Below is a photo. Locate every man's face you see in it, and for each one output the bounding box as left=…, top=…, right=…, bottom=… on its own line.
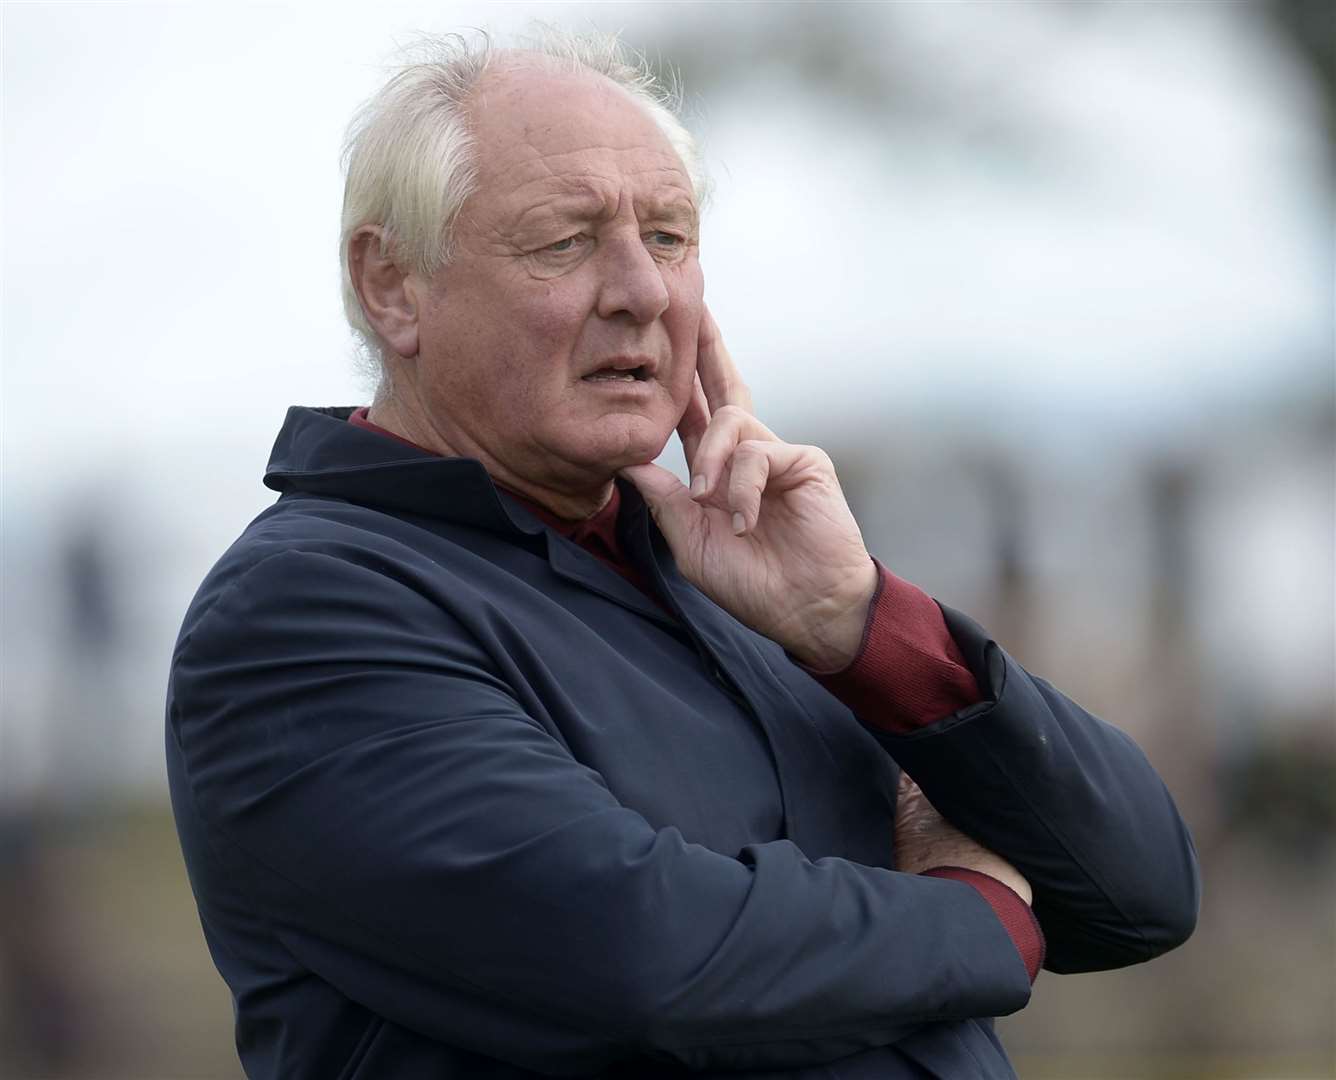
left=411, top=64, right=704, bottom=494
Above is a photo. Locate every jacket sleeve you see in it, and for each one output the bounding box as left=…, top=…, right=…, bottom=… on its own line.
left=169, top=547, right=1033, bottom=1075
left=869, top=604, right=1201, bottom=974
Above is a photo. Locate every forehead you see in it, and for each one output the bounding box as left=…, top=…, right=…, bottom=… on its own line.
left=466, top=63, right=696, bottom=222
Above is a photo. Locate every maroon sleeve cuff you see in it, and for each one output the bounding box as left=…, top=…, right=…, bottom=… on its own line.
left=809, top=562, right=983, bottom=732
left=922, top=866, right=1045, bottom=983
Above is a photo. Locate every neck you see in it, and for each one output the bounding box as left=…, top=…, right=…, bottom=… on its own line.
left=367, top=387, right=614, bottom=522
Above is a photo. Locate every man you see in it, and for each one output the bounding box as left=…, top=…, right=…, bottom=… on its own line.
left=166, top=30, right=1198, bottom=1079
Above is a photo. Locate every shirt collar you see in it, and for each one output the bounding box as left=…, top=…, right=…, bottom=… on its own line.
left=346, top=405, right=624, bottom=544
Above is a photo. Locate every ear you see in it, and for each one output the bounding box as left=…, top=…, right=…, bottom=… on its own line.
left=348, top=225, right=421, bottom=359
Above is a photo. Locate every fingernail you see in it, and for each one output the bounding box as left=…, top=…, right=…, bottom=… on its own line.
left=690, top=475, right=707, bottom=498
left=732, top=512, right=746, bottom=535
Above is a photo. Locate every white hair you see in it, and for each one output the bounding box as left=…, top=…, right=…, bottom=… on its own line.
left=339, top=27, right=707, bottom=378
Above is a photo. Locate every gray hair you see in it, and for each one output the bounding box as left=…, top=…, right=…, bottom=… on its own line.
left=339, top=27, right=707, bottom=376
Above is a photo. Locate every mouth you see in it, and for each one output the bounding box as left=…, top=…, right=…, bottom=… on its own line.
left=581, top=365, right=650, bottom=384
left=581, top=354, right=657, bottom=384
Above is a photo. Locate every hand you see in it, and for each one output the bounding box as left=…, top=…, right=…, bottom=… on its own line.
left=894, top=772, right=1032, bottom=905
left=619, top=310, right=878, bottom=670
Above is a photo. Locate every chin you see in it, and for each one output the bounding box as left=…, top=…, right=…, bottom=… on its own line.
left=571, top=414, right=674, bottom=474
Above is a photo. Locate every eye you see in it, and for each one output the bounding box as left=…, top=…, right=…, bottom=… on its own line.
left=647, top=231, right=684, bottom=248
left=545, top=234, right=587, bottom=254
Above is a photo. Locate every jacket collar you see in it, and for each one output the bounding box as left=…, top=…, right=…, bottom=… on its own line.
left=264, top=405, right=675, bottom=627
left=263, top=405, right=556, bottom=537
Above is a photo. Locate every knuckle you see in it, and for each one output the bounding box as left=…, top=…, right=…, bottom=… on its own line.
left=805, top=446, right=834, bottom=471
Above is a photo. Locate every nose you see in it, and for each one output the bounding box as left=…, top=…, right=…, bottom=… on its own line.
left=596, top=235, right=671, bottom=324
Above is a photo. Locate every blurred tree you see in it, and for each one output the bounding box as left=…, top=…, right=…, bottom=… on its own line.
left=643, top=1, right=1334, bottom=182
left=1265, top=0, right=1336, bottom=173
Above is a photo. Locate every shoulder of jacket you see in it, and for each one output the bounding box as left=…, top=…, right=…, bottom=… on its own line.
left=180, top=501, right=473, bottom=642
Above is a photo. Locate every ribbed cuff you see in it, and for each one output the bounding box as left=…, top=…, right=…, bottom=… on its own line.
left=921, top=866, right=1044, bottom=982
left=810, top=562, right=983, bottom=732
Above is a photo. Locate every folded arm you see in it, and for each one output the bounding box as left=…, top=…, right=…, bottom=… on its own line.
left=807, top=560, right=1199, bottom=970
left=862, top=601, right=1201, bottom=972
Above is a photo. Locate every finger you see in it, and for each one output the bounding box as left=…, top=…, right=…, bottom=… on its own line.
left=676, top=376, right=711, bottom=470
left=618, top=463, right=705, bottom=554
left=689, top=404, right=775, bottom=500
left=726, top=439, right=819, bottom=534
left=896, top=771, right=926, bottom=813
left=726, top=440, right=772, bottom=535
left=696, top=307, right=753, bottom=416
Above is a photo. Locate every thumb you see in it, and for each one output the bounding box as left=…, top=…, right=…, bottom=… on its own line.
left=619, top=463, right=701, bottom=547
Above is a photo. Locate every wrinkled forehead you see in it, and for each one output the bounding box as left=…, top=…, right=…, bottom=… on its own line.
left=466, top=59, right=695, bottom=206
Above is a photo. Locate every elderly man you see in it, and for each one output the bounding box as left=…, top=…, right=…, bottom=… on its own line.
left=166, top=31, right=1198, bottom=1080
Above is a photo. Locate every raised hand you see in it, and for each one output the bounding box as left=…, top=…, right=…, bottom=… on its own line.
left=620, top=310, right=878, bottom=671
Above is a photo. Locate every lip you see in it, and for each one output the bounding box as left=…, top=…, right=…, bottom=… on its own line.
left=580, top=354, right=659, bottom=381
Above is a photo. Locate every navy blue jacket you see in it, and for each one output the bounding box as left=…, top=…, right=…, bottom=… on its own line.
left=166, top=406, right=1199, bottom=1079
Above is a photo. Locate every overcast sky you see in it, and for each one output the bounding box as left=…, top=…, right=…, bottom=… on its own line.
left=4, top=1, right=1331, bottom=497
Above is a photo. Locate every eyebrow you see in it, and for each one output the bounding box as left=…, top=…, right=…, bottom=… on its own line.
left=508, top=184, right=698, bottom=235
left=507, top=190, right=608, bottom=235
left=643, top=196, right=699, bottom=230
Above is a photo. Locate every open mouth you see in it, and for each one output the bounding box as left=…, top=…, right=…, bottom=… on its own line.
left=582, top=365, right=649, bottom=383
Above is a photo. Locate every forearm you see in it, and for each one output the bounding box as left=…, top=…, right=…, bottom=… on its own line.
left=863, top=605, right=1200, bottom=972
left=792, top=565, right=1043, bottom=980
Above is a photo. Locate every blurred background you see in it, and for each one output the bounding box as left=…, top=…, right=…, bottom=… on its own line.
left=2, top=1, right=1332, bottom=1077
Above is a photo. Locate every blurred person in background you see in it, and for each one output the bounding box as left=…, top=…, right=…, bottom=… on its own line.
left=165, top=28, right=1198, bottom=1079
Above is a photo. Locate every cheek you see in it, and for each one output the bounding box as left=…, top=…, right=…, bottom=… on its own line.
left=669, top=256, right=705, bottom=311
left=666, top=262, right=704, bottom=336
left=667, top=351, right=698, bottom=402
left=521, top=279, right=595, bottom=345
left=665, top=265, right=705, bottom=384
